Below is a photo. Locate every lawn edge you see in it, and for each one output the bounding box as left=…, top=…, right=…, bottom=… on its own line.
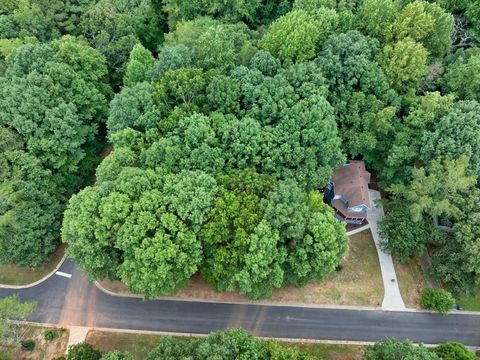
left=0, top=254, right=67, bottom=289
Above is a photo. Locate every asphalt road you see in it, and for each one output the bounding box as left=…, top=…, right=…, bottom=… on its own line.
left=1, top=259, right=479, bottom=345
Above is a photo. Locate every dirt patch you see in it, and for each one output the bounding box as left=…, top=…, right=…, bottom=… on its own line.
left=0, top=244, right=66, bottom=286
left=101, top=230, right=384, bottom=307
left=0, top=326, right=69, bottom=360
left=394, top=257, right=427, bottom=309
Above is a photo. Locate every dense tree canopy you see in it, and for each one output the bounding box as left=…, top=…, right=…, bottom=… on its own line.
left=0, top=36, right=109, bottom=267
left=2, top=0, right=479, bottom=304
left=442, top=48, right=480, bottom=101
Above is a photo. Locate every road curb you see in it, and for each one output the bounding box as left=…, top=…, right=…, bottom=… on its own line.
left=94, top=281, right=383, bottom=311
left=95, top=281, right=480, bottom=315
left=0, top=254, right=67, bottom=289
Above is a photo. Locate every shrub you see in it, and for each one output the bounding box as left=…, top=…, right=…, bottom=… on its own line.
left=420, top=288, right=456, bottom=314
left=364, top=338, right=439, bottom=359
left=434, top=342, right=479, bottom=359
left=44, top=330, right=56, bottom=341
left=21, top=340, right=35, bottom=351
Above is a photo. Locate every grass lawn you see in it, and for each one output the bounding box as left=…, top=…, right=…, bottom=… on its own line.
left=458, top=289, right=480, bottom=311
left=0, top=244, right=66, bottom=286
left=86, top=330, right=366, bottom=360
left=0, top=325, right=68, bottom=360
left=101, top=230, right=384, bottom=307
left=86, top=330, right=164, bottom=359
left=394, top=258, right=427, bottom=309
left=286, top=342, right=366, bottom=360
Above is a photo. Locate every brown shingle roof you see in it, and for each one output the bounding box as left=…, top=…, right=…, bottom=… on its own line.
left=332, top=160, right=371, bottom=209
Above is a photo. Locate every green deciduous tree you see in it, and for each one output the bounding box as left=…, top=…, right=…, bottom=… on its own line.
left=442, top=49, right=480, bottom=102
left=123, top=43, right=154, bottom=86
left=153, top=67, right=207, bottom=115
left=389, top=156, right=477, bottom=222
left=259, top=10, right=322, bottom=63
left=283, top=193, right=348, bottom=287
left=382, top=92, right=454, bottom=186
left=200, top=170, right=283, bottom=299
left=379, top=204, right=435, bottom=262
left=359, top=0, right=399, bottom=42
left=0, top=148, right=64, bottom=267
left=149, top=45, right=196, bottom=81
left=422, top=1, right=454, bottom=57
left=165, top=19, right=256, bottom=72
left=218, top=116, right=263, bottom=168
left=317, top=31, right=398, bottom=160
left=430, top=189, right=480, bottom=294
left=111, top=0, right=164, bottom=52
left=62, top=186, right=121, bottom=280
left=392, top=1, right=435, bottom=43
left=377, top=38, right=429, bottom=94
left=108, top=82, right=160, bottom=137
left=261, top=179, right=310, bottom=241
left=163, top=0, right=262, bottom=28
left=261, top=95, right=344, bottom=190
left=0, top=38, right=108, bottom=173
left=142, top=113, right=225, bottom=174
left=63, top=167, right=216, bottom=298
left=421, top=101, right=480, bottom=176
left=117, top=200, right=203, bottom=298
left=79, top=0, right=139, bottom=85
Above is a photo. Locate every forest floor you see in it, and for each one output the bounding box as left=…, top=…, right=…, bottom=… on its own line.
left=86, top=329, right=366, bottom=360
left=0, top=244, right=66, bottom=286
left=101, top=231, right=385, bottom=307
left=0, top=325, right=69, bottom=360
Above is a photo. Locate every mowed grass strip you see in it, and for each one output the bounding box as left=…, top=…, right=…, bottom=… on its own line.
left=394, top=258, right=427, bottom=309
left=86, top=330, right=366, bottom=360
left=267, top=230, right=383, bottom=306
left=86, top=330, right=166, bottom=360
left=0, top=244, right=66, bottom=285
left=101, top=230, right=384, bottom=307
left=285, top=342, right=366, bottom=360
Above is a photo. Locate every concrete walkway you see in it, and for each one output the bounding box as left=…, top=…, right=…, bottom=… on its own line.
left=66, top=326, right=90, bottom=353
left=367, top=189, right=406, bottom=311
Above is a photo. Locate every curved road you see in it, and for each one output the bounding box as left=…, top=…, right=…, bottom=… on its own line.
left=1, top=260, right=479, bottom=346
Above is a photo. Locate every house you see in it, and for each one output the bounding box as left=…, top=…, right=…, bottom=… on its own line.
left=324, top=160, right=371, bottom=224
